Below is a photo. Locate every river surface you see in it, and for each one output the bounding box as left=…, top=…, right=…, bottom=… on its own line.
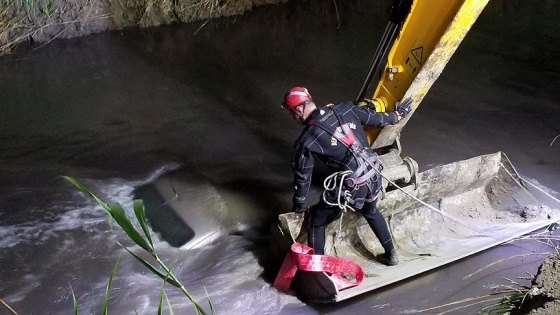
left=1, top=1, right=559, bottom=314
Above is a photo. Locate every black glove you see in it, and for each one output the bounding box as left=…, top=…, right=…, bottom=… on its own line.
left=396, top=97, right=413, bottom=119
left=292, top=203, right=309, bottom=213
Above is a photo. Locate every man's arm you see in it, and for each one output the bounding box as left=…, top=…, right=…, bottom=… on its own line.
left=351, top=98, right=413, bottom=126
left=291, top=141, right=314, bottom=212
left=351, top=104, right=399, bottom=127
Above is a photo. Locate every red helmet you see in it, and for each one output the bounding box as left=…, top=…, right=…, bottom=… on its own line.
left=282, top=87, right=312, bottom=110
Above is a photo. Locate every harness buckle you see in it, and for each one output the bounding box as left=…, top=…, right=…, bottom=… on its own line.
left=351, top=142, right=364, bottom=154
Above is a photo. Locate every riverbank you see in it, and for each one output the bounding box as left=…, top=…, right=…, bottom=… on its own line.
left=0, top=0, right=286, bottom=55
left=512, top=253, right=560, bottom=315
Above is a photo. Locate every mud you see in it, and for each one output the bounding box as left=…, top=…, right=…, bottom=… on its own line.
left=512, top=254, right=560, bottom=315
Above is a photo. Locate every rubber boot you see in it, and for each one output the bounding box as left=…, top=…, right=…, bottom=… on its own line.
left=377, top=249, right=399, bottom=266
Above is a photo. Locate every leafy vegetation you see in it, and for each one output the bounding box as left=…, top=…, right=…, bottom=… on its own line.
left=480, top=290, right=529, bottom=315
left=63, top=176, right=215, bottom=315
left=1, top=176, right=216, bottom=314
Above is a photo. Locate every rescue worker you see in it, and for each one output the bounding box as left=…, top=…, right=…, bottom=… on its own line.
left=282, top=86, right=412, bottom=266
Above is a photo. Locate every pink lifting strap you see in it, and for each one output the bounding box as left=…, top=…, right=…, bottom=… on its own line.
left=273, top=242, right=364, bottom=291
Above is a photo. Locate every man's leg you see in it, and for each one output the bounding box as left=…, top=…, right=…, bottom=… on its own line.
left=307, top=202, right=342, bottom=255
left=361, top=200, right=399, bottom=265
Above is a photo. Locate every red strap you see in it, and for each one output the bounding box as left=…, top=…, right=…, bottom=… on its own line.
left=273, top=243, right=364, bottom=291
left=333, top=123, right=357, bottom=146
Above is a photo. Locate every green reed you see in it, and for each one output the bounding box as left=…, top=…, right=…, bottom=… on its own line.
left=63, top=176, right=215, bottom=315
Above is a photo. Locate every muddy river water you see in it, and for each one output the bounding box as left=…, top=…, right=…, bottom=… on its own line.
left=1, top=1, right=559, bottom=314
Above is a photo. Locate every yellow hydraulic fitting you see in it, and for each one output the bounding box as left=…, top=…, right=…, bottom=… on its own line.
left=387, top=65, right=404, bottom=73
left=371, top=97, right=387, bottom=112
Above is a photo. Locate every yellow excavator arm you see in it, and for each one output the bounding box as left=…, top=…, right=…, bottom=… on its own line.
left=360, top=0, right=489, bottom=148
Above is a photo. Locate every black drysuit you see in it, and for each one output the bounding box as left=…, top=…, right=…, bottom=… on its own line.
left=291, top=101, right=400, bottom=255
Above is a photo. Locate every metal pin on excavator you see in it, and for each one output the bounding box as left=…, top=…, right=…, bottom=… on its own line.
left=271, top=0, right=560, bottom=302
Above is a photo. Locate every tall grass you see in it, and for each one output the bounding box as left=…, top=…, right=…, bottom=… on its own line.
left=63, top=176, right=215, bottom=315
left=0, top=0, right=54, bottom=55
left=0, top=0, right=285, bottom=55
left=0, top=298, right=18, bottom=315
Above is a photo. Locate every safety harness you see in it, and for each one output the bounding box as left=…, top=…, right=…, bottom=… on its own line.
left=313, top=108, right=382, bottom=211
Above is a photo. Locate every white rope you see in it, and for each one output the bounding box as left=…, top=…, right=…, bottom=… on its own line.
left=322, top=170, right=355, bottom=212
left=500, top=165, right=560, bottom=230
left=520, top=175, right=560, bottom=206
left=330, top=211, right=344, bottom=256
left=550, top=135, right=559, bottom=147
left=371, top=167, right=486, bottom=234
left=322, top=160, right=485, bottom=234
left=497, top=162, right=560, bottom=207
left=322, top=170, right=353, bottom=256
left=322, top=158, right=560, bottom=255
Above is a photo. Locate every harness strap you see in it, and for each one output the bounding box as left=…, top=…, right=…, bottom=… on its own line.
left=347, top=168, right=376, bottom=187
left=313, top=108, right=380, bottom=187
left=347, top=154, right=380, bottom=186
left=352, top=156, right=369, bottom=177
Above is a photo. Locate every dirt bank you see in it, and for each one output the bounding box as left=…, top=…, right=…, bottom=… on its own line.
left=0, top=0, right=286, bottom=54
left=512, top=254, right=560, bottom=315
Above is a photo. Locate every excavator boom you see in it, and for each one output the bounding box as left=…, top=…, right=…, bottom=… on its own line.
left=368, top=0, right=487, bottom=148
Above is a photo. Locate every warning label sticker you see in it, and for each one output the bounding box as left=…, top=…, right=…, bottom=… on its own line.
left=411, top=46, right=423, bottom=63
left=405, top=46, right=424, bottom=74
